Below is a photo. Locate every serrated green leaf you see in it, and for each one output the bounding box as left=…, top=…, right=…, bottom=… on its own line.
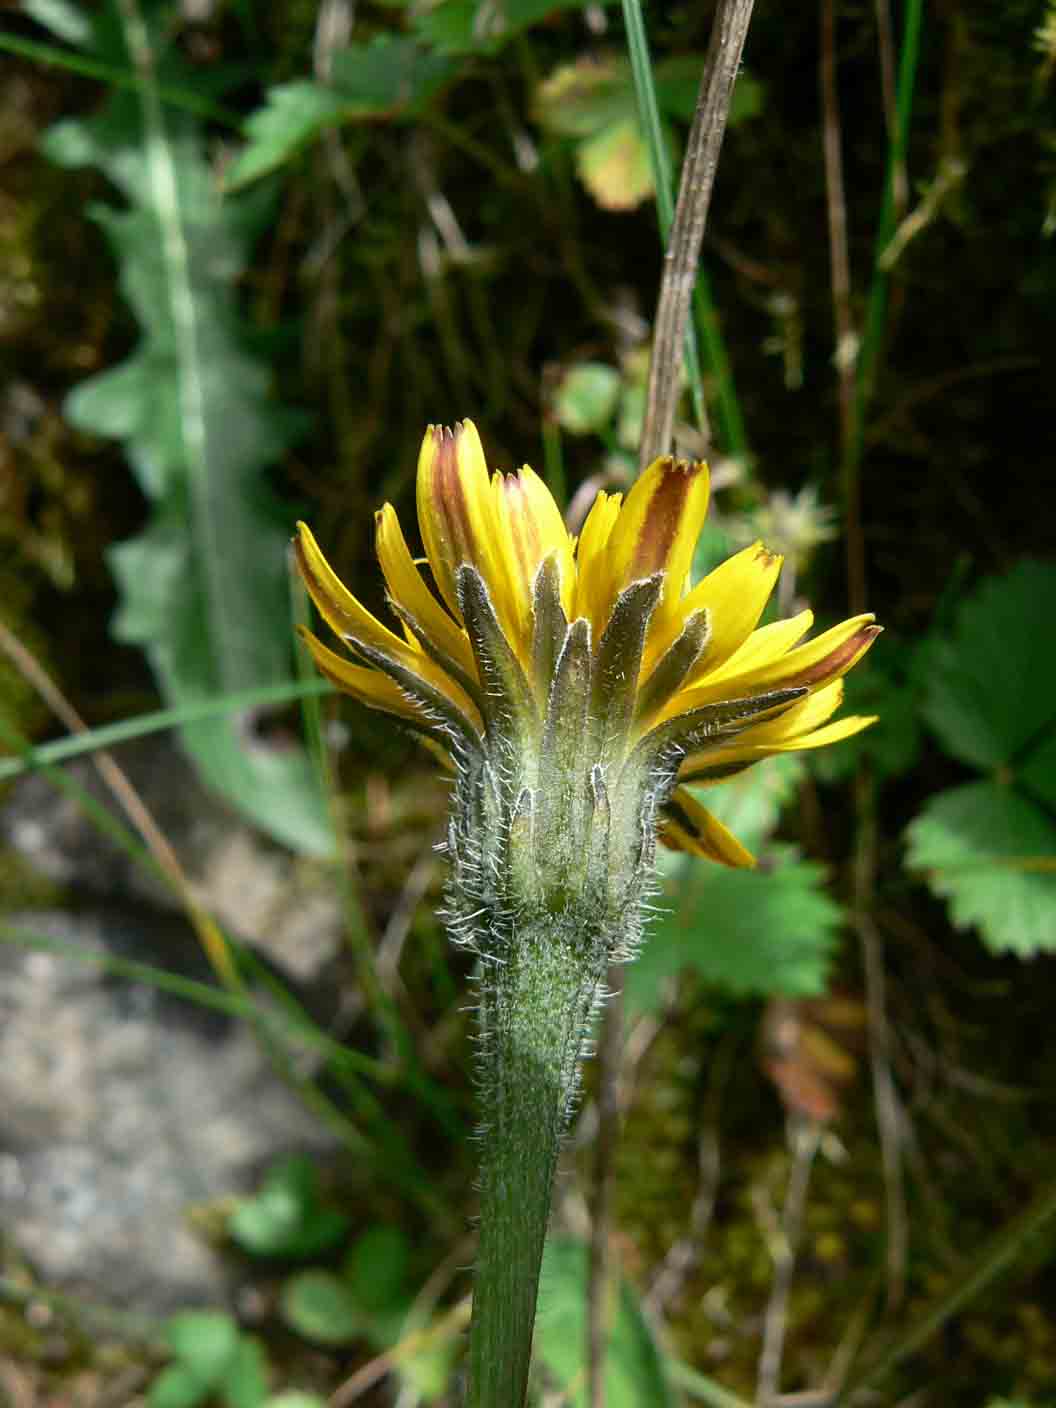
left=228, top=39, right=454, bottom=190
left=281, top=1271, right=365, bottom=1346
left=46, top=89, right=330, bottom=854
left=922, top=560, right=1056, bottom=771
left=905, top=781, right=1056, bottom=956
left=264, top=1397, right=327, bottom=1408
left=163, top=1312, right=240, bottom=1385
left=629, top=848, right=842, bottom=1010
left=533, top=1239, right=675, bottom=1407
left=226, top=83, right=350, bottom=189
left=555, top=363, right=622, bottom=434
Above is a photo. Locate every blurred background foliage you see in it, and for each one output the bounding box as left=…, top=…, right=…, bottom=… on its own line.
left=1, top=0, right=1056, bottom=1403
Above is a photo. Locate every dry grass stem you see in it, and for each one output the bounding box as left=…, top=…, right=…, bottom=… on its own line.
left=639, top=0, right=757, bottom=467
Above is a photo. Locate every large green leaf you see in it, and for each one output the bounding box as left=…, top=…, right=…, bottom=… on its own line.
left=921, top=559, right=1056, bottom=772
left=629, top=845, right=843, bottom=1011
left=41, top=23, right=331, bottom=854
left=533, top=1239, right=675, bottom=1407
left=905, top=780, right=1056, bottom=956
left=625, top=758, right=841, bottom=1009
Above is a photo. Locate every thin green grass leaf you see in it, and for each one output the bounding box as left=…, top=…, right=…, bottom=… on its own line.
left=664, top=1359, right=753, bottom=1408
left=620, top=0, right=704, bottom=432
left=0, top=923, right=389, bottom=1084
left=620, top=0, right=747, bottom=453
left=0, top=679, right=331, bottom=782
left=0, top=921, right=454, bottom=1216
left=0, top=31, right=241, bottom=126
left=850, top=0, right=924, bottom=452
left=287, top=577, right=409, bottom=1067
left=0, top=716, right=165, bottom=885
left=847, top=1176, right=1056, bottom=1396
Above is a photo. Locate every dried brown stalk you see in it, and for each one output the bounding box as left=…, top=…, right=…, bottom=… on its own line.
left=639, top=0, right=757, bottom=467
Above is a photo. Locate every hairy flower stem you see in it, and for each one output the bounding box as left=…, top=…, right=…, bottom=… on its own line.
left=467, top=920, right=605, bottom=1407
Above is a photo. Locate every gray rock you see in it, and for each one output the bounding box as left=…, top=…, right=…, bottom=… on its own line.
left=0, top=906, right=339, bottom=1312
left=1, top=736, right=343, bottom=980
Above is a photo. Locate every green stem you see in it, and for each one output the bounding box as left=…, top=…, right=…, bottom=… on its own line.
left=467, top=922, right=602, bottom=1406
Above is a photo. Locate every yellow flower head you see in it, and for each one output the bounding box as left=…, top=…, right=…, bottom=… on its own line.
left=295, top=420, right=878, bottom=883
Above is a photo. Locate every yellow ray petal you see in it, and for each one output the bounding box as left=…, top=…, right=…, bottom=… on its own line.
left=295, top=521, right=412, bottom=659
left=295, top=522, right=477, bottom=722
left=374, top=503, right=476, bottom=676
left=660, top=612, right=877, bottom=724
left=296, top=627, right=430, bottom=725
left=678, top=701, right=876, bottom=776
left=676, top=681, right=846, bottom=777
left=650, top=609, right=815, bottom=727
left=573, top=489, right=622, bottom=631
left=642, top=540, right=782, bottom=680
left=752, top=678, right=847, bottom=742
left=606, top=456, right=710, bottom=633
left=415, top=420, right=512, bottom=629
left=492, top=463, right=576, bottom=643
left=721, top=615, right=880, bottom=695
left=707, top=609, right=815, bottom=682
left=659, top=787, right=756, bottom=868
left=755, top=713, right=877, bottom=752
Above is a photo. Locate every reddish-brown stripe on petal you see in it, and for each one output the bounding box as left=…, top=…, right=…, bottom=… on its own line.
left=631, top=457, right=694, bottom=576
left=780, top=624, right=882, bottom=690
left=433, top=424, right=473, bottom=564
left=500, top=473, right=540, bottom=583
